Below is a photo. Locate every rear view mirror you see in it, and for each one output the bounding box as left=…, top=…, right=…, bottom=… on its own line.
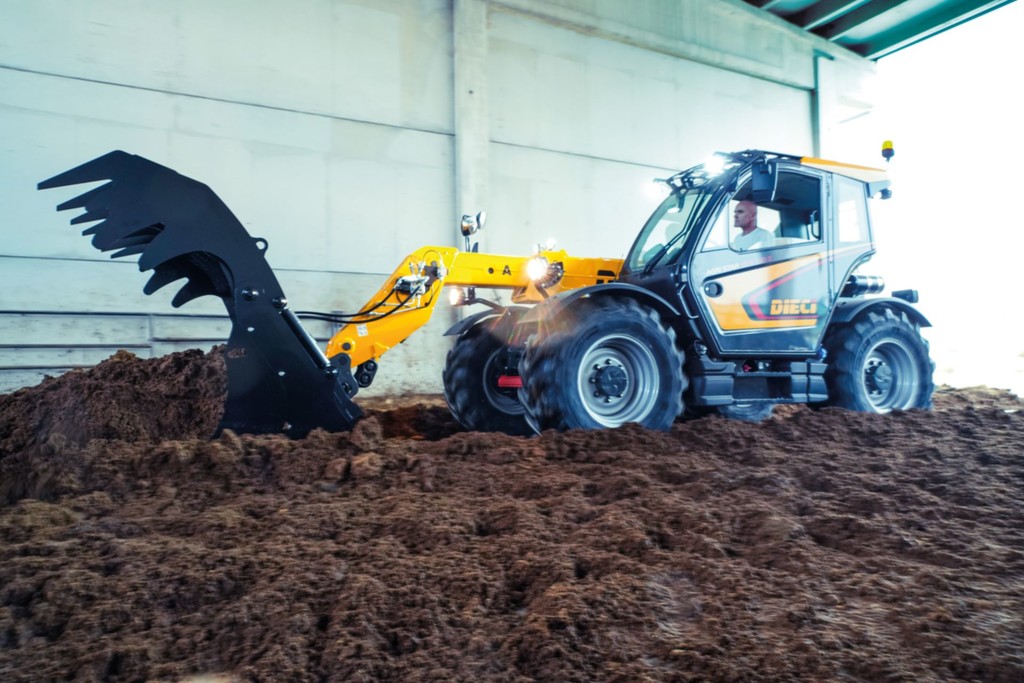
left=460, top=210, right=486, bottom=236
left=751, top=158, right=777, bottom=204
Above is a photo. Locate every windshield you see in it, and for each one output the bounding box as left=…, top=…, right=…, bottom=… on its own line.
left=625, top=185, right=717, bottom=272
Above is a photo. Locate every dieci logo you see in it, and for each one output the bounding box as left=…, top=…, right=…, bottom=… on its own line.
left=770, top=299, right=817, bottom=316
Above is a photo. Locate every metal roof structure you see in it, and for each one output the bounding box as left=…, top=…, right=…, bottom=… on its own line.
left=741, top=0, right=1016, bottom=59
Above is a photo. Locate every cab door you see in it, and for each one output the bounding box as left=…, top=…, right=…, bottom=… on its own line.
left=688, top=169, right=832, bottom=356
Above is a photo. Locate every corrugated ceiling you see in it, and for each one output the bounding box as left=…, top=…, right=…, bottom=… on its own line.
left=741, top=0, right=1016, bottom=59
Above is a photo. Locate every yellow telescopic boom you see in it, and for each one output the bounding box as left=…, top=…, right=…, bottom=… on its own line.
left=325, top=247, right=623, bottom=367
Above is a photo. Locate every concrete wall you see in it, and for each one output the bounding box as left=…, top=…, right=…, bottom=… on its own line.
left=0, top=0, right=878, bottom=396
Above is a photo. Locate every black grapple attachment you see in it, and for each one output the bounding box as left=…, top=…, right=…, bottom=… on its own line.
left=39, top=151, right=363, bottom=437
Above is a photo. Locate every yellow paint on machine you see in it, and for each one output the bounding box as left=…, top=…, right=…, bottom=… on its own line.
left=705, top=253, right=825, bottom=331
left=800, top=157, right=889, bottom=185
left=324, top=246, right=622, bottom=366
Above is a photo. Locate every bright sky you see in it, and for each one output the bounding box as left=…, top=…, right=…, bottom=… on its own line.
left=866, top=1, right=1024, bottom=395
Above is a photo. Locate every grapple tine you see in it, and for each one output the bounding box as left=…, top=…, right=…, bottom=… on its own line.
left=70, top=209, right=109, bottom=225
left=170, top=279, right=213, bottom=308
left=144, top=265, right=187, bottom=295
left=38, top=150, right=137, bottom=190
left=110, top=245, right=148, bottom=259
left=112, top=230, right=159, bottom=250
left=57, top=183, right=112, bottom=211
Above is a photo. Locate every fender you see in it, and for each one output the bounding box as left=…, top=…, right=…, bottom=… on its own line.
left=830, top=297, right=932, bottom=328
left=443, top=305, right=531, bottom=337
left=519, top=282, right=682, bottom=324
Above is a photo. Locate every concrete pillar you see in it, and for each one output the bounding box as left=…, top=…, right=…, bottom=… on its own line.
left=811, top=51, right=836, bottom=158
left=453, top=0, right=490, bottom=243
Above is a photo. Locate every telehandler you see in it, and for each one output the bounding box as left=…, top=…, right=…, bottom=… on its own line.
left=39, top=149, right=934, bottom=437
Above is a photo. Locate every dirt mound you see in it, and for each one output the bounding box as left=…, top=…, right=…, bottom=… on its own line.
left=0, top=348, right=226, bottom=449
left=1, top=350, right=1023, bottom=682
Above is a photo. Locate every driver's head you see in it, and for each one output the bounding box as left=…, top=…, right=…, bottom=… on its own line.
left=734, top=200, right=757, bottom=233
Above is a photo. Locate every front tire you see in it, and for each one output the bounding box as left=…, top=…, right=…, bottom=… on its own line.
left=518, top=298, right=686, bottom=432
left=823, top=306, right=934, bottom=412
left=442, top=310, right=532, bottom=435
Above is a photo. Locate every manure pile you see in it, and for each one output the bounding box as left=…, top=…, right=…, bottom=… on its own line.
left=1, top=349, right=1023, bottom=682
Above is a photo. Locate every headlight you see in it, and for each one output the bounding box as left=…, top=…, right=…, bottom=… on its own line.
left=526, top=256, right=549, bottom=282
left=449, top=286, right=476, bottom=306
left=526, top=257, right=564, bottom=289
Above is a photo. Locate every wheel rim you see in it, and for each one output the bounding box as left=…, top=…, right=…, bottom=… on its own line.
left=862, top=338, right=919, bottom=411
left=483, top=349, right=524, bottom=416
left=576, top=333, right=659, bottom=427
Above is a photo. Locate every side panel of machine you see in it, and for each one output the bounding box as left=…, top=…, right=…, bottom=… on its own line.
left=687, top=167, right=874, bottom=356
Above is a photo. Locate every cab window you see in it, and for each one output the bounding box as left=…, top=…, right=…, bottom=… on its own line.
left=836, top=176, right=870, bottom=244
left=702, top=170, right=822, bottom=253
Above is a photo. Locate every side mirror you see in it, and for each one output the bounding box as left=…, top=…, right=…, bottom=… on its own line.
left=460, top=210, right=486, bottom=237
left=751, top=158, right=777, bottom=204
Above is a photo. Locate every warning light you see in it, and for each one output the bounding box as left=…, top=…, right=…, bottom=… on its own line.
left=881, top=140, right=895, bottom=162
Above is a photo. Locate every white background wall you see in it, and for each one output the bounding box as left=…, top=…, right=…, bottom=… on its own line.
left=0, top=0, right=876, bottom=395
left=833, top=1, right=1024, bottom=397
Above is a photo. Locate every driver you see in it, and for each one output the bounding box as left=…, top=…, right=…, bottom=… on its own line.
left=732, top=200, right=774, bottom=251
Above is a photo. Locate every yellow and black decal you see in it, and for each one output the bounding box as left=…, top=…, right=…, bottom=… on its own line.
left=705, top=253, right=826, bottom=331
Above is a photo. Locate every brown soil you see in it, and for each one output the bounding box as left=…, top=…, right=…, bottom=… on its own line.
left=1, top=348, right=1022, bottom=682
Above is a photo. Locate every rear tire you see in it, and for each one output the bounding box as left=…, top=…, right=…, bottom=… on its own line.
left=518, top=298, right=686, bottom=432
left=823, top=306, right=934, bottom=412
left=443, top=310, right=532, bottom=435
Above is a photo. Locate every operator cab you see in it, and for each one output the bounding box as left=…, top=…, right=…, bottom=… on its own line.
left=620, top=151, right=881, bottom=357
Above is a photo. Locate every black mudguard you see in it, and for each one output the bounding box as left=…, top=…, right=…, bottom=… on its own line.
left=443, top=305, right=531, bottom=337
left=39, top=150, right=363, bottom=437
left=830, top=297, right=932, bottom=328
left=518, top=282, right=682, bottom=325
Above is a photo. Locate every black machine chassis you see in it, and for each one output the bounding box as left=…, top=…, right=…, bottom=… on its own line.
left=507, top=287, right=929, bottom=417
